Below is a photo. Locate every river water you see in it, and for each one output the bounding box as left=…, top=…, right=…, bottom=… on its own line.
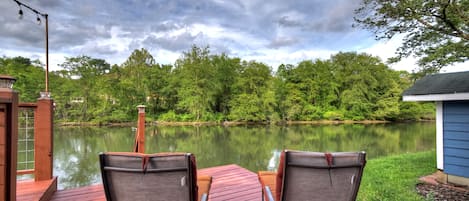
left=48, top=122, right=435, bottom=189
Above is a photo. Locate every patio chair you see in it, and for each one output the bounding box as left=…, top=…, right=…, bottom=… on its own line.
left=258, top=150, right=366, bottom=201
left=99, top=152, right=211, bottom=201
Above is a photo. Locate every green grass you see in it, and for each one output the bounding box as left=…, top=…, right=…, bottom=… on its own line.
left=357, top=151, right=437, bottom=201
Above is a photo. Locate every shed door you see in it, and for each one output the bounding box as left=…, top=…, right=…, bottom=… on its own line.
left=443, top=101, right=469, bottom=178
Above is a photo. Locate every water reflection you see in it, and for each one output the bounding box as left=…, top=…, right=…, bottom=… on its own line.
left=267, top=150, right=281, bottom=171
left=53, top=122, right=435, bottom=189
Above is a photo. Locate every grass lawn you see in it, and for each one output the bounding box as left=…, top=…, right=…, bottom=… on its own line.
left=357, top=150, right=436, bottom=201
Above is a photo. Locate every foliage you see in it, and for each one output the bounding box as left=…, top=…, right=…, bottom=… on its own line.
left=1, top=47, right=436, bottom=123
left=229, top=61, right=274, bottom=121
left=354, top=0, right=469, bottom=71
left=57, top=56, right=111, bottom=122
left=0, top=56, right=44, bottom=102
left=174, top=46, right=217, bottom=121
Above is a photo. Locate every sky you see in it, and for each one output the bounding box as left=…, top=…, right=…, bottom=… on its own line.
left=0, top=0, right=467, bottom=73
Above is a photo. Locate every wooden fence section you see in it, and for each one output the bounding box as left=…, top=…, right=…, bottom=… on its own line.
left=45, top=164, right=261, bottom=201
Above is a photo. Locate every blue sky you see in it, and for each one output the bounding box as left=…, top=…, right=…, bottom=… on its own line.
left=0, top=0, right=466, bottom=73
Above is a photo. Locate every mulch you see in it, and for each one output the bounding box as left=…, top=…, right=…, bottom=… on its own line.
left=416, top=183, right=469, bottom=201
left=416, top=172, right=469, bottom=201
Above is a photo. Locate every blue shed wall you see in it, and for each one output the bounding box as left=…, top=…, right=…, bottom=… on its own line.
left=443, top=101, right=469, bottom=178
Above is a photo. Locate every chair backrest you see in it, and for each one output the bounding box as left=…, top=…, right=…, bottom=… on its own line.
left=278, top=150, right=366, bottom=201
left=99, top=152, right=198, bottom=201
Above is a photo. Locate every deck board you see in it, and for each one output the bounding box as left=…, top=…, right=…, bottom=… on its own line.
left=198, top=164, right=261, bottom=201
left=17, top=177, right=57, bottom=201
left=47, top=164, right=261, bottom=201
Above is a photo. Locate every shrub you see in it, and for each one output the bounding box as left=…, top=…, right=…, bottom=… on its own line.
left=159, top=110, right=178, bottom=121
left=323, top=110, right=345, bottom=120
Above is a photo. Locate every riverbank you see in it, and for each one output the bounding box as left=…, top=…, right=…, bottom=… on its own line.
left=56, top=119, right=423, bottom=127
left=358, top=151, right=437, bottom=200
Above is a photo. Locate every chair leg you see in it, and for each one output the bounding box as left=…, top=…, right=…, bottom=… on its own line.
left=265, top=186, right=275, bottom=201
left=200, top=193, right=208, bottom=201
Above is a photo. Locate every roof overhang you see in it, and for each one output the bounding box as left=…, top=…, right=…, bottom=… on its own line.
left=403, top=92, right=469, bottom=102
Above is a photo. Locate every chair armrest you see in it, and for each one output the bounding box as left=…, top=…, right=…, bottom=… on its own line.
left=198, top=175, right=212, bottom=201
left=265, top=186, right=275, bottom=201
left=200, top=193, right=208, bottom=201
left=258, top=171, right=277, bottom=201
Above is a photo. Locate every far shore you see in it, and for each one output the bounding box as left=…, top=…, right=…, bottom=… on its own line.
left=56, top=119, right=434, bottom=127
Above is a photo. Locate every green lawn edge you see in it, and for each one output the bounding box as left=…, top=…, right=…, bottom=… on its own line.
left=357, top=150, right=436, bottom=201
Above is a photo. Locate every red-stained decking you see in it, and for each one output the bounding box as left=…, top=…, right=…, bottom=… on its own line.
left=18, top=164, right=262, bottom=201
left=50, top=185, right=105, bottom=201
left=17, top=177, right=57, bottom=201
left=198, top=164, right=261, bottom=201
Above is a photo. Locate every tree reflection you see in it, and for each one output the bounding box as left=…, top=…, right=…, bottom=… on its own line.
left=53, top=122, right=435, bottom=189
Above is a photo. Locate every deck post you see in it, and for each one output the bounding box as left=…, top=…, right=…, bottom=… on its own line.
left=34, top=92, right=54, bottom=181
left=0, top=75, right=18, bottom=201
left=136, top=105, right=146, bottom=153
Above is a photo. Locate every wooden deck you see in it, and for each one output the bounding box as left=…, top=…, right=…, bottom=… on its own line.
left=18, top=164, right=261, bottom=201
left=17, top=177, right=57, bottom=201
left=198, top=164, right=261, bottom=201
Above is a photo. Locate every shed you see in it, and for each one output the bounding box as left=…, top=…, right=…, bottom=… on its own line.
left=403, top=71, right=469, bottom=186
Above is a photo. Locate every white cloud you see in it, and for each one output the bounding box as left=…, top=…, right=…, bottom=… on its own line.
left=1, top=0, right=466, bottom=74
left=240, top=48, right=336, bottom=71
left=361, top=35, right=468, bottom=73
left=0, top=48, right=69, bottom=71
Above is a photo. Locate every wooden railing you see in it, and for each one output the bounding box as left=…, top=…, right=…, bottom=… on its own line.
left=17, top=103, right=37, bottom=177
left=16, top=98, right=54, bottom=181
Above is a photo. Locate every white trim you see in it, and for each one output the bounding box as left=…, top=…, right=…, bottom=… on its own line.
left=436, top=102, right=444, bottom=170
left=403, top=93, right=469, bottom=102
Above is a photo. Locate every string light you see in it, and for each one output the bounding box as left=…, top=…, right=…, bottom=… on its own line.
left=18, top=9, right=23, bottom=19
left=36, top=15, right=41, bottom=25
left=13, top=0, right=50, bottom=93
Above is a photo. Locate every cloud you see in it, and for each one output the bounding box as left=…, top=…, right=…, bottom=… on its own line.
left=361, top=35, right=469, bottom=73
left=278, top=16, right=303, bottom=28
left=267, top=37, right=299, bottom=49
left=2, top=0, right=465, bottom=74
left=143, top=31, right=200, bottom=52
left=151, top=21, right=186, bottom=32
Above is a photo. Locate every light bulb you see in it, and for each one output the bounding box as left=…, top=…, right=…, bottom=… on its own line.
left=18, top=9, right=23, bottom=19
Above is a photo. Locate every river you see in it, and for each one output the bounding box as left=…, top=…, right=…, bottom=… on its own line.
left=45, top=122, right=435, bottom=189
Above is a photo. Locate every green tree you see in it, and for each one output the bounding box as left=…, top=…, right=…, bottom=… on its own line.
left=148, top=63, right=174, bottom=115
left=273, top=64, right=294, bottom=120
left=58, top=56, right=111, bottom=121
left=174, top=46, right=217, bottom=121
left=354, top=0, right=469, bottom=71
left=0, top=56, right=45, bottom=102
left=332, top=52, right=391, bottom=120
left=229, top=61, right=274, bottom=121
left=211, top=54, right=241, bottom=116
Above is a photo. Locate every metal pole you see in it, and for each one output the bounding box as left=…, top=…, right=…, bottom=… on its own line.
left=45, top=14, right=49, bottom=93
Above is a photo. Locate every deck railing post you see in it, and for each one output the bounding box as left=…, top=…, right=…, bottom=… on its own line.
left=34, top=92, right=53, bottom=181
left=0, top=75, right=18, bottom=201
left=136, top=105, right=146, bottom=153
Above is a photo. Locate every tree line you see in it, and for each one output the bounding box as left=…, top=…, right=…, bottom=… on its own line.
left=0, top=46, right=434, bottom=124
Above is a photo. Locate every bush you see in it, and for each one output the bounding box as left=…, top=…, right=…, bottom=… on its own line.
left=159, top=110, right=178, bottom=121
left=179, top=113, right=195, bottom=122
left=323, top=110, right=344, bottom=120
left=301, top=105, right=322, bottom=120
left=200, top=112, right=225, bottom=122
